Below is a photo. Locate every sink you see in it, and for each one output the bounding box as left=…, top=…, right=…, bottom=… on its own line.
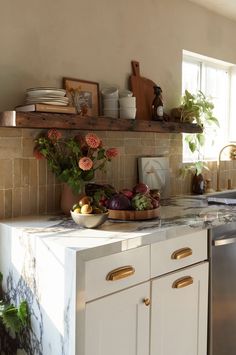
left=207, top=190, right=236, bottom=205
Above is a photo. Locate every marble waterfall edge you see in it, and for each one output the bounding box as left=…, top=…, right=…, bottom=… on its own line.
left=0, top=223, right=76, bottom=355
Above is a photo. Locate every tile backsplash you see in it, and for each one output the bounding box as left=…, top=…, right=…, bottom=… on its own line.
left=0, top=127, right=235, bottom=218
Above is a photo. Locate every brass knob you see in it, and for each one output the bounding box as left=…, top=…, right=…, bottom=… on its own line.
left=143, top=298, right=151, bottom=306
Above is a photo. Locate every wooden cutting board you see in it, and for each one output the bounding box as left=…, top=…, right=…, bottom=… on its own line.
left=130, top=61, right=157, bottom=120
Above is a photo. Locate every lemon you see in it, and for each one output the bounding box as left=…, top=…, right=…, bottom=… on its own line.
left=72, top=203, right=80, bottom=211
left=74, top=207, right=81, bottom=214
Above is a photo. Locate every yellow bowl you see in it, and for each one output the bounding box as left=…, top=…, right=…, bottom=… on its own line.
left=70, top=210, right=109, bottom=228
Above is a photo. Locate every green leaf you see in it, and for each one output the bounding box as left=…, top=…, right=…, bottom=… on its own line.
left=1, top=304, right=22, bottom=332
left=189, top=142, right=197, bottom=153
left=207, top=116, right=220, bottom=127
left=97, top=148, right=105, bottom=160
left=82, top=169, right=95, bottom=181
left=195, top=161, right=203, bottom=175
left=17, top=301, right=28, bottom=326
left=197, top=133, right=205, bottom=146
left=185, top=134, right=193, bottom=143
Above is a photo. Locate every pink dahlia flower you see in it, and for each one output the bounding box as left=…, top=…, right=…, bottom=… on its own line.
left=106, top=148, right=118, bottom=158
left=79, top=157, right=93, bottom=171
left=47, top=129, right=62, bottom=141
left=85, top=133, right=101, bottom=149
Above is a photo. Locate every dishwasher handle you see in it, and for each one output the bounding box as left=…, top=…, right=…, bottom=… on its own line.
left=213, top=235, right=236, bottom=247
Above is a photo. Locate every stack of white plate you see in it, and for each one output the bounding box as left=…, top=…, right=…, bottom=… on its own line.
left=25, top=87, right=69, bottom=106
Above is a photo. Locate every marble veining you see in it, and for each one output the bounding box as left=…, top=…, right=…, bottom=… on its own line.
left=1, top=195, right=236, bottom=354
left=6, top=271, right=43, bottom=355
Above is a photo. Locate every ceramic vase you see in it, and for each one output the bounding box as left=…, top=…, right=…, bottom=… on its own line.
left=60, top=183, right=84, bottom=215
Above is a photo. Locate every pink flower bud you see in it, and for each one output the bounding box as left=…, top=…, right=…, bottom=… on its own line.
left=47, top=129, right=62, bottom=141
left=106, top=148, right=118, bottom=158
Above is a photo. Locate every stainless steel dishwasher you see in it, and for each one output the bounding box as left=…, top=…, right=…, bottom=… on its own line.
left=209, top=222, right=236, bottom=355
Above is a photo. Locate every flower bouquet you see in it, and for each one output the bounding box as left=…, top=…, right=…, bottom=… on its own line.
left=34, top=129, right=118, bottom=194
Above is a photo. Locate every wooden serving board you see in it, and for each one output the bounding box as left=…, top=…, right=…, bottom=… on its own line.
left=108, top=208, right=160, bottom=221
left=129, top=61, right=157, bottom=121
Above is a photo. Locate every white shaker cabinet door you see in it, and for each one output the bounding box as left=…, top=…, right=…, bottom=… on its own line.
left=85, top=282, right=150, bottom=355
left=150, top=262, right=209, bottom=355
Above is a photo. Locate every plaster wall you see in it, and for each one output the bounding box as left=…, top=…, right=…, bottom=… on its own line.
left=1, top=0, right=236, bottom=217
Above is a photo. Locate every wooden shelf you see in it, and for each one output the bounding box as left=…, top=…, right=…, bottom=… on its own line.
left=0, top=111, right=202, bottom=133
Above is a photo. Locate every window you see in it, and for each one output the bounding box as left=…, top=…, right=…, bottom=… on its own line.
left=182, top=50, right=234, bottom=162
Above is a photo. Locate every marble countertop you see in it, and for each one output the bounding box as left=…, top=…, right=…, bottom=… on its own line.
left=2, top=193, right=235, bottom=355
left=1, top=194, right=236, bottom=259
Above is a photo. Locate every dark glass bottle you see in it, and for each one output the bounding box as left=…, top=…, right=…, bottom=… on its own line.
left=192, top=172, right=205, bottom=194
left=152, top=86, right=164, bottom=121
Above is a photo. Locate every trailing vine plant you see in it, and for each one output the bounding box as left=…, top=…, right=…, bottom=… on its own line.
left=0, top=272, right=29, bottom=355
left=178, top=90, right=220, bottom=176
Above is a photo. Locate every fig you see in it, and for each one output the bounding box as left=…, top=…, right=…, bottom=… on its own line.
left=79, top=195, right=92, bottom=207
left=150, top=189, right=161, bottom=201
left=150, top=197, right=160, bottom=208
left=133, top=183, right=150, bottom=195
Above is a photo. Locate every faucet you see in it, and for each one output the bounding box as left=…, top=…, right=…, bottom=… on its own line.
left=216, top=144, right=236, bottom=191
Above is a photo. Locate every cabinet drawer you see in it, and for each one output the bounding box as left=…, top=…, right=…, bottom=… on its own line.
left=151, top=230, right=207, bottom=277
left=85, top=246, right=150, bottom=302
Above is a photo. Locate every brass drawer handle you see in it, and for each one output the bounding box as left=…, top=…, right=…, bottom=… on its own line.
left=171, top=247, right=193, bottom=260
left=172, top=276, right=193, bottom=289
left=106, top=265, right=135, bottom=281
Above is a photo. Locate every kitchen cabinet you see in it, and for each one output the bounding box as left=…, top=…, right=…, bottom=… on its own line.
left=150, top=262, right=208, bottom=355
left=0, top=111, right=202, bottom=133
left=81, top=230, right=209, bottom=355
left=150, top=230, right=209, bottom=355
left=85, top=282, right=150, bottom=355
left=0, top=216, right=211, bottom=355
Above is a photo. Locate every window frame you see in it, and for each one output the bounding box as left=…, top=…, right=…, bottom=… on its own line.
left=182, top=51, right=234, bottom=163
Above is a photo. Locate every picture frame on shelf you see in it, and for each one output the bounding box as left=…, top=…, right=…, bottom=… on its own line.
left=63, top=77, right=100, bottom=116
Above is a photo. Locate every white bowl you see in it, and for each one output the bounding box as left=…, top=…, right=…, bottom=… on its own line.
left=119, top=97, right=136, bottom=108
left=103, top=109, right=119, bottom=118
left=119, top=90, right=133, bottom=98
left=120, top=108, right=136, bottom=119
left=101, top=87, right=119, bottom=98
left=103, top=98, right=119, bottom=109
left=71, top=210, right=109, bottom=228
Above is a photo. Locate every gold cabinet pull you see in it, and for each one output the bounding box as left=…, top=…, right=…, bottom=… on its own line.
left=143, top=298, right=151, bottom=306
left=172, top=276, right=193, bottom=289
left=106, top=265, right=135, bottom=281
left=171, top=247, right=193, bottom=260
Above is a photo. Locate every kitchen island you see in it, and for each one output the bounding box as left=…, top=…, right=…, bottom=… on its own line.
left=0, top=195, right=235, bottom=355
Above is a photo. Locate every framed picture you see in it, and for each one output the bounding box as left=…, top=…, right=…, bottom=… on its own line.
left=63, top=77, right=100, bottom=116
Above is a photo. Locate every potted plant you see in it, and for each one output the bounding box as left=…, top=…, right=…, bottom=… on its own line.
left=176, top=90, right=220, bottom=193
left=0, top=272, right=29, bottom=355
left=34, top=130, right=119, bottom=214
